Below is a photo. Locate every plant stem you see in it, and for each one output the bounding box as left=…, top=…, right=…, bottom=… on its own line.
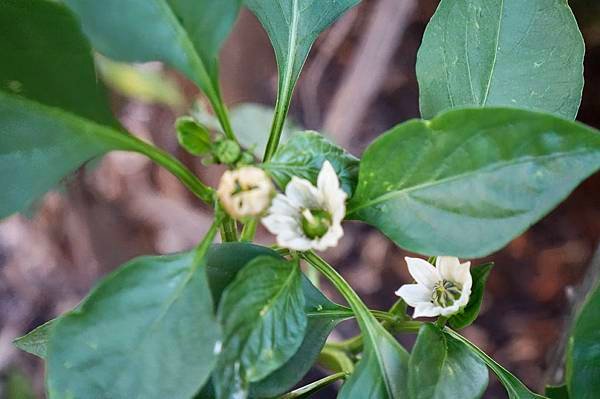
left=240, top=218, right=258, bottom=242
left=277, top=372, right=348, bottom=399
left=220, top=215, right=238, bottom=242
left=212, top=97, right=236, bottom=142
left=114, top=133, right=214, bottom=204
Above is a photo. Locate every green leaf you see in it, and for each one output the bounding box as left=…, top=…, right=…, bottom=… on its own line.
left=0, top=0, right=123, bottom=218
left=349, top=107, right=600, bottom=258
left=566, top=282, right=600, bottom=399
left=213, top=256, right=307, bottom=399
left=265, top=131, right=360, bottom=196
left=545, top=385, right=569, bottom=399
left=13, top=319, right=56, bottom=359
left=63, top=0, right=241, bottom=136
left=446, top=328, right=547, bottom=399
left=449, top=263, right=494, bottom=329
left=47, top=251, right=221, bottom=399
left=338, top=318, right=410, bottom=399
left=408, top=324, right=488, bottom=399
left=176, top=116, right=212, bottom=156
left=417, top=0, right=584, bottom=120
left=246, top=0, right=360, bottom=160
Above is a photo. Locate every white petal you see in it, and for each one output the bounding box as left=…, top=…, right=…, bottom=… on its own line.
left=395, top=284, right=431, bottom=307
left=311, top=224, right=344, bottom=251
left=261, top=214, right=298, bottom=235
left=439, top=303, right=461, bottom=317
left=318, top=161, right=347, bottom=217
left=413, top=302, right=443, bottom=318
left=405, top=257, right=440, bottom=289
left=268, top=194, right=299, bottom=218
left=285, top=177, right=321, bottom=209
left=278, top=235, right=313, bottom=251
left=438, top=256, right=471, bottom=285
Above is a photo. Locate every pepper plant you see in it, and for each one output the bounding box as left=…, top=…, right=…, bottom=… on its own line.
left=3, top=0, right=600, bottom=398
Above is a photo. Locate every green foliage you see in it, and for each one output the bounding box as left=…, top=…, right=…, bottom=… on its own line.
left=566, top=282, right=600, bottom=399
left=176, top=117, right=213, bottom=156
left=417, top=0, right=584, bottom=120
left=13, top=319, right=55, bottom=359
left=350, top=107, right=600, bottom=258
left=408, top=325, right=488, bottom=399
left=266, top=131, right=360, bottom=196
left=449, top=263, right=494, bottom=329
left=47, top=251, right=220, bottom=399
left=545, top=385, right=569, bottom=399
left=213, top=256, right=306, bottom=399
left=446, top=329, right=547, bottom=399
left=63, top=0, right=241, bottom=136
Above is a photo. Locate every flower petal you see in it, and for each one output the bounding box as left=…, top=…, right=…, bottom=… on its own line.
left=312, top=224, right=344, bottom=251
left=285, top=177, right=321, bottom=209
left=413, top=302, right=443, bottom=318
left=395, top=284, right=431, bottom=307
left=438, top=256, right=471, bottom=285
left=405, top=257, right=440, bottom=289
left=318, top=161, right=347, bottom=218
left=440, top=303, right=461, bottom=317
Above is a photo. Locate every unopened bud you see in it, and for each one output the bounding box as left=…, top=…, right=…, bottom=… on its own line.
left=217, top=167, right=274, bottom=219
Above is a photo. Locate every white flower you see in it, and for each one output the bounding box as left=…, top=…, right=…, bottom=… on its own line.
left=395, top=256, right=472, bottom=318
left=261, top=161, right=347, bottom=251
left=217, top=166, right=274, bottom=219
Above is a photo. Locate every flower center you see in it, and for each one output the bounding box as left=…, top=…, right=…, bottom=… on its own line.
left=301, top=208, right=332, bottom=239
left=431, top=280, right=462, bottom=308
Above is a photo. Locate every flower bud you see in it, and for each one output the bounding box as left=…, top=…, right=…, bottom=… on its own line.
left=217, top=167, right=274, bottom=219
left=214, top=139, right=241, bottom=165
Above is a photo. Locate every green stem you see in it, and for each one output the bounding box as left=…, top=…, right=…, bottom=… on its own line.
left=115, top=134, right=214, bottom=204
left=262, top=100, right=289, bottom=162
left=220, top=215, right=238, bottom=242
left=194, top=212, right=224, bottom=261
left=278, top=372, right=348, bottom=399
left=240, top=218, right=258, bottom=242
left=212, top=96, right=236, bottom=142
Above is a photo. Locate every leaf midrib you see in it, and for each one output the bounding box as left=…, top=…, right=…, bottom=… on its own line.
left=481, top=0, right=505, bottom=106
left=349, top=148, right=596, bottom=215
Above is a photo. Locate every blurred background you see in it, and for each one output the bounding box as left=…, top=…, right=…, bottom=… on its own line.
left=1, top=0, right=599, bottom=397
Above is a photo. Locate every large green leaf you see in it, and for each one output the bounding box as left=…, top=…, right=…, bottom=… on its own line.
left=446, top=329, right=546, bottom=399
left=338, top=318, right=410, bottom=399
left=13, top=319, right=55, bottom=359
left=47, top=251, right=221, bottom=399
left=265, top=131, right=360, bottom=196
left=63, top=0, right=241, bottom=134
left=349, top=108, right=600, bottom=258
left=449, top=263, right=494, bottom=330
left=409, top=324, right=488, bottom=399
left=417, top=0, right=584, bottom=120
left=0, top=0, right=125, bottom=218
left=214, top=256, right=307, bottom=399
left=566, top=282, right=600, bottom=399
left=205, top=243, right=351, bottom=399
left=246, top=0, right=360, bottom=159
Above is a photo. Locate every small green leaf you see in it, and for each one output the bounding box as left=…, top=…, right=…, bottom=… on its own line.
left=47, top=251, right=221, bottom=399
left=408, top=324, right=488, bottom=399
left=13, top=319, right=56, bottom=359
left=64, top=0, right=242, bottom=135
left=349, top=107, right=600, bottom=258
left=545, top=385, right=569, bottom=399
left=449, top=263, right=494, bottom=329
left=446, top=328, right=547, bottom=399
left=265, top=131, right=360, bottom=196
left=176, top=117, right=212, bottom=156
left=566, top=281, right=600, bottom=399
left=214, top=256, right=307, bottom=399
left=246, top=0, right=360, bottom=159
left=417, top=0, right=584, bottom=120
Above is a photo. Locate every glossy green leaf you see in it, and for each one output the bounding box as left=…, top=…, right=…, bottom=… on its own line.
left=417, top=0, right=584, bottom=120
left=545, top=385, right=569, bottom=399
left=246, top=0, right=360, bottom=160
left=214, top=256, right=307, bottom=399
left=446, top=328, right=547, bottom=399
left=349, top=107, right=600, bottom=258
left=566, top=282, right=600, bottom=399
left=63, top=0, right=241, bottom=135
left=265, top=131, right=360, bottom=196
left=449, top=263, right=494, bottom=329
left=13, top=319, right=55, bottom=359
left=0, top=0, right=125, bottom=218
left=47, top=251, right=221, bottom=399
left=338, top=318, right=410, bottom=399
left=409, top=324, right=488, bottom=399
